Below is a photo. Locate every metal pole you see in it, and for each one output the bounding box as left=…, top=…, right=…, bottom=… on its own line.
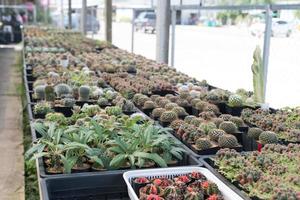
left=131, top=9, right=135, bottom=52
left=170, top=8, right=176, bottom=66
left=68, top=0, right=72, bottom=29
left=262, top=5, right=272, bottom=103
left=81, top=0, right=86, bottom=34
left=156, top=0, right=171, bottom=64
left=104, top=0, right=112, bottom=42
left=45, top=0, right=49, bottom=24
left=60, top=0, right=64, bottom=28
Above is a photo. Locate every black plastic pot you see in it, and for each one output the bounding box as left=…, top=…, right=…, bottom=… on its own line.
left=142, top=108, right=153, bottom=116
left=27, top=81, right=33, bottom=91
left=40, top=172, right=130, bottom=200
left=76, top=100, right=97, bottom=107
left=215, top=102, right=227, bottom=114
left=53, top=106, right=73, bottom=117
left=225, top=104, right=245, bottom=116
left=192, top=107, right=199, bottom=116
left=183, top=105, right=193, bottom=115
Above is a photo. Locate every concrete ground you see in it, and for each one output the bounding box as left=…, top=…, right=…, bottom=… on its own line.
left=0, top=48, right=24, bottom=200
left=89, top=22, right=300, bottom=108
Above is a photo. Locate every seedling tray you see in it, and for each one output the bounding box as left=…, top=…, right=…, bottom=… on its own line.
left=123, top=166, right=244, bottom=200
left=201, top=157, right=259, bottom=200
left=40, top=172, right=130, bottom=200
left=37, top=149, right=201, bottom=178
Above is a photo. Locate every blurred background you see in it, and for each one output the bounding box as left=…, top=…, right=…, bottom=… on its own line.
left=1, top=0, right=300, bottom=108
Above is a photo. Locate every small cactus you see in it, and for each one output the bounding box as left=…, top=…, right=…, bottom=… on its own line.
left=45, top=85, right=55, bottom=101
left=79, top=85, right=90, bottom=101
left=218, top=134, right=239, bottom=148
left=55, top=83, right=71, bottom=98
left=228, top=94, right=243, bottom=107
left=247, top=127, right=263, bottom=140
left=62, top=97, right=75, bottom=107
left=208, top=129, right=226, bottom=142
left=219, top=121, right=238, bottom=134
left=160, top=111, right=178, bottom=123
left=195, top=138, right=212, bottom=150
left=259, top=131, right=278, bottom=144
left=34, top=85, right=46, bottom=99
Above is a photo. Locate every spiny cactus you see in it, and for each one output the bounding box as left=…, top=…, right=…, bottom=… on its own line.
left=79, top=85, right=90, bottom=101
left=190, top=118, right=203, bottom=127
left=97, top=97, right=109, bottom=106
left=251, top=45, right=265, bottom=103
left=219, top=114, right=232, bottom=121
left=163, top=185, right=183, bottom=199
left=195, top=138, right=212, bottom=150
left=208, top=129, right=226, bottom=142
left=212, top=118, right=224, bottom=128
left=247, top=127, right=263, bottom=140
left=218, top=134, right=239, bottom=148
left=228, top=94, right=243, bottom=107
left=152, top=108, right=166, bottom=118
left=195, top=101, right=208, bottom=111
left=229, top=116, right=245, bottom=127
left=199, top=121, right=217, bottom=135
left=202, top=181, right=219, bottom=196
left=160, top=111, right=178, bottom=123
left=55, top=83, right=71, bottom=98
left=184, top=191, right=204, bottom=200
left=34, top=85, right=46, bottom=99
left=33, top=101, right=53, bottom=115
left=165, top=102, right=178, bottom=110
left=170, top=119, right=184, bottom=130
left=105, top=106, right=123, bottom=116
left=172, top=106, right=188, bottom=117
left=259, top=131, right=278, bottom=144
left=184, top=115, right=196, bottom=124
left=45, top=85, right=55, bottom=101
left=219, top=121, right=238, bottom=134
left=63, top=97, right=75, bottom=107
left=143, top=100, right=156, bottom=110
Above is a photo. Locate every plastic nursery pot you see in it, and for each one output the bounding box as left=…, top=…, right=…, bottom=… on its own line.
left=169, top=129, right=182, bottom=142
left=230, top=132, right=243, bottom=145
left=183, top=105, right=193, bottom=115
left=192, top=107, right=199, bottom=116
left=123, top=110, right=137, bottom=116
left=53, top=106, right=73, bottom=117
left=75, top=100, right=97, bottom=107
left=71, top=164, right=91, bottom=173
left=178, top=114, right=188, bottom=120
left=26, top=74, right=35, bottom=82
left=142, top=108, right=153, bottom=116
left=215, top=102, right=227, bottom=114
left=241, top=132, right=256, bottom=151
left=27, top=81, right=33, bottom=91
left=159, top=121, right=171, bottom=127
left=225, top=105, right=247, bottom=116
left=152, top=90, right=177, bottom=96
left=132, top=180, right=149, bottom=197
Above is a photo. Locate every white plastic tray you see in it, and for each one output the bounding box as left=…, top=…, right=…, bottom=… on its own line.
left=123, top=166, right=244, bottom=200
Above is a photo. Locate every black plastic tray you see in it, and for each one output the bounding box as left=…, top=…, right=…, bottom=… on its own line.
left=37, top=147, right=201, bottom=178
left=40, top=172, right=130, bottom=200
left=200, top=157, right=253, bottom=200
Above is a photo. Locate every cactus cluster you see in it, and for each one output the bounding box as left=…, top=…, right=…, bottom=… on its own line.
left=160, top=111, right=178, bottom=123
left=218, top=134, right=239, bottom=148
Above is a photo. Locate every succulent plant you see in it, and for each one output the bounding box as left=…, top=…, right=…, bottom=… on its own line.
left=165, top=103, right=178, bottom=110
left=199, top=121, right=217, bottom=135
left=140, top=184, right=162, bottom=196
left=170, top=119, right=184, bottom=130
left=54, top=83, right=71, bottom=97
left=133, top=93, right=143, bottom=104
left=219, top=121, right=238, bottom=134
left=79, top=85, right=90, bottom=101
left=195, top=138, right=212, bottom=150
left=184, top=191, right=204, bottom=200
left=190, top=118, right=203, bottom=127
left=195, top=101, right=207, bottom=111
left=179, top=90, right=190, bottom=99
left=143, top=100, right=156, bottom=110
left=229, top=116, right=245, bottom=127
left=81, top=104, right=101, bottom=117
left=160, top=111, right=178, bottom=123
left=97, top=97, right=110, bottom=106
left=172, top=107, right=188, bottom=118
left=259, top=131, right=278, bottom=144
left=228, top=94, right=243, bottom=107
left=152, top=108, right=166, bottom=119
left=45, top=85, right=55, bottom=101
left=163, top=185, right=183, bottom=200
left=184, top=115, right=196, bottom=124
left=137, top=96, right=150, bottom=107
left=218, top=134, right=239, bottom=148
left=118, top=99, right=135, bottom=112
left=219, top=114, right=232, bottom=121
left=212, top=118, right=224, bottom=128
left=208, top=129, right=226, bottom=142
left=62, top=97, right=76, bottom=107
left=105, top=106, right=123, bottom=116
left=150, top=94, right=160, bottom=102
left=247, top=127, right=263, bottom=140
left=33, top=101, right=53, bottom=115
left=34, top=85, right=46, bottom=99
left=203, top=104, right=220, bottom=115
left=201, top=181, right=219, bottom=196
left=158, top=99, right=171, bottom=108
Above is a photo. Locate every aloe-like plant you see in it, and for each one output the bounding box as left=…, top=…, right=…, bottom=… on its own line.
left=251, top=46, right=265, bottom=104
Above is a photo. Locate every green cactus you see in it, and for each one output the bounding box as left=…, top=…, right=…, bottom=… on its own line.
left=143, top=100, right=156, bottom=110
left=163, top=185, right=183, bottom=200
left=251, top=45, right=265, bottom=103
left=219, top=121, right=238, bottom=134
left=199, top=121, right=217, bottom=135
left=172, top=106, right=188, bottom=117
left=247, top=127, right=263, bottom=140
left=184, top=191, right=204, bottom=200
left=152, top=108, right=166, bottom=118
left=195, top=138, right=212, bottom=150
left=184, top=115, right=196, bottom=124
left=34, top=85, right=46, bottom=99
left=63, top=97, right=76, bottom=107
left=259, top=131, right=278, bottom=144
left=208, top=129, right=226, bottom=142
left=218, top=134, right=239, bottom=148
left=55, top=83, right=71, bottom=98
left=165, top=103, right=178, bottom=110
left=79, top=85, right=90, bottom=101
left=160, top=111, right=178, bottom=123
left=97, top=97, right=109, bottom=106
left=229, top=116, right=245, bottom=127
left=45, top=85, right=55, bottom=101
left=228, top=94, right=243, bottom=107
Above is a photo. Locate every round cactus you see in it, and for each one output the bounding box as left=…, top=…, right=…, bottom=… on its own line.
left=203, top=104, right=220, bottom=114
left=158, top=99, right=171, bottom=108
left=199, top=121, right=217, bottom=135
left=152, top=108, right=166, bottom=118
left=247, top=127, right=263, bottom=140
left=228, top=94, right=243, bottom=107
left=219, top=121, right=238, bottom=134
left=137, top=96, right=150, bottom=107
left=184, top=191, right=204, bottom=200
left=208, top=129, right=226, bottom=142
left=218, top=134, right=239, bottom=148
left=79, top=85, right=90, bottom=101
left=63, top=97, right=76, bottom=107
left=45, top=85, right=55, bottom=101
left=163, top=185, right=183, bottom=199
left=212, top=118, right=224, bottom=128
left=170, top=119, right=184, bottom=130
left=219, top=114, right=232, bottom=121
left=184, top=115, right=196, bottom=124
left=179, top=90, right=190, bottom=99
left=133, top=93, right=143, bottom=104
left=259, top=131, right=278, bottom=144
left=190, top=118, right=204, bottom=127
left=195, top=138, right=212, bottom=150
left=229, top=116, right=245, bottom=127
left=34, top=85, right=46, bottom=99
left=160, top=111, right=178, bottom=123
left=97, top=97, right=109, bottom=106
left=172, top=106, right=188, bottom=118
left=55, top=83, right=71, bottom=98
left=143, top=100, right=156, bottom=110
left=164, top=102, right=178, bottom=110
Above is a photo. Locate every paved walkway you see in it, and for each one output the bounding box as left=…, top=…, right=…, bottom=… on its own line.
left=0, top=48, right=24, bottom=200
